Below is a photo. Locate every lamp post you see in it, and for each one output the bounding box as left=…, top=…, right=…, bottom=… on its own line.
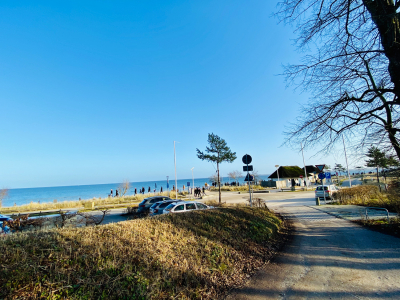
left=191, top=167, right=194, bottom=197
left=275, top=165, right=280, bottom=191
left=342, top=135, right=352, bottom=187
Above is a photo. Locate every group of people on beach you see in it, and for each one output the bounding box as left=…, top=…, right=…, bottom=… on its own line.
left=108, top=183, right=209, bottom=198
left=109, top=189, right=119, bottom=197
left=194, top=187, right=205, bottom=197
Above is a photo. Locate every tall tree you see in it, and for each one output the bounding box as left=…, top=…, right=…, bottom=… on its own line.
left=197, top=133, right=237, bottom=203
left=278, top=0, right=400, bottom=159
left=365, top=146, right=388, bottom=182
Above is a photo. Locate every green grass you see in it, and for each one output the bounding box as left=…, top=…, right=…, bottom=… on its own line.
left=0, top=207, right=283, bottom=299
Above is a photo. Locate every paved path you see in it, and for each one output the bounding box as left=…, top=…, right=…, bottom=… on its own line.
left=225, top=191, right=400, bottom=300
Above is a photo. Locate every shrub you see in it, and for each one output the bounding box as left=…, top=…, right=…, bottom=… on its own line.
left=334, top=185, right=380, bottom=205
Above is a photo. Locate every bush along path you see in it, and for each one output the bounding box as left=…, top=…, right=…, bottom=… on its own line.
left=0, top=207, right=285, bottom=299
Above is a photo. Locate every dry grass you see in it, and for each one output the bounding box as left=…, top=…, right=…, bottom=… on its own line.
left=0, top=192, right=181, bottom=214
left=333, top=185, right=400, bottom=213
left=210, top=185, right=266, bottom=192
left=0, top=207, right=282, bottom=299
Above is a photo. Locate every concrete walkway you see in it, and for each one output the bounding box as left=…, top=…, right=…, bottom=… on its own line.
left=225, top=191, right=400, bottom=300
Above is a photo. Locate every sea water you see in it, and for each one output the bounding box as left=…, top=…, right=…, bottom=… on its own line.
left=2, top=175, right=272, bottom=207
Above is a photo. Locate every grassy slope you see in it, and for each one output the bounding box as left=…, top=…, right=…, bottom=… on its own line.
left=0, top=207, right=282, bottom=299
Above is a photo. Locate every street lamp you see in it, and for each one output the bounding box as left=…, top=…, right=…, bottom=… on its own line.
left=275, top=165, right=280, bottom=191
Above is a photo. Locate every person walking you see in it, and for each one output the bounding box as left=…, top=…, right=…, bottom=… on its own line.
left=134, top=188, right=137, bottom=195
left=160, top=186, right=163, bottom=193
left=148, top=186, right=151, bottom=193
left=115, top=190, right=119, bottom=197
left=110, top=189, right=113, bottom=197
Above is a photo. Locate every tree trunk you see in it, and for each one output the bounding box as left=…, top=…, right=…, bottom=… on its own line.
left=364, top=0, right=400, bottom=103
left=376, top=166, right=380, bottom=183
left=217, top=161, right=221, bottom=203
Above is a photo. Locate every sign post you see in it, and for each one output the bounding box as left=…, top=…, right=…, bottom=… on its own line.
left=242, top=154, right=253, bottom=207
left=318, top=172, right=327, bottom=204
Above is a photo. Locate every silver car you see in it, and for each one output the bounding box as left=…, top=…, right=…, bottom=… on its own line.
left=163, top=201, right=212, bottom=214
left=315, top=185, right=338, bottom=200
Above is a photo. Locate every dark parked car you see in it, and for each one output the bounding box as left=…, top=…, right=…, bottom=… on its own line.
left=149, top=200, right=179, bottom=216
left=137, top=196, right=172, bottom=214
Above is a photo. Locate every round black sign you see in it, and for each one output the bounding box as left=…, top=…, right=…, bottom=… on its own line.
left=242, top=154, right=252, bottom=165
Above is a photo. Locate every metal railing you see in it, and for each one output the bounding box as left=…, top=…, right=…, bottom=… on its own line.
left=365, top=207, right=390, bottom=223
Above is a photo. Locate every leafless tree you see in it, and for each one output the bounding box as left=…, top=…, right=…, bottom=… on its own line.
left=78, top=209, right=110, bottom=226
left=227, top=170, right=242, bottom=184
left=209, top=173, right=219, bottom=184
left=277, top=0, right=400, bottom=159
left=0, top=188, right=8, bottom=208
left=118, top=180, right=131, bottom=197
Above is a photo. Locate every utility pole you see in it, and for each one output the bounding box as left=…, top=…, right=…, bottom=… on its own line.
left=342, top=135, right=352, bottom=187
left=301, top=142, right=308, bottom=189
left=275, top=165, right=280, bottom=191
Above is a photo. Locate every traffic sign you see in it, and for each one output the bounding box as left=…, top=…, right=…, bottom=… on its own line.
left=187, top=182, right=190, bottom=186
left=316, top=164, right=325, bottom=172
left=318, top=173, right=326, bottom=179
left=299, top=175, right=303, bottom=178
left=242, top=154, right=252, bottom=165
left=243, top=165, right=253, bottom=172
left=244, top=174, right=254, bottom=181
left=325, top=172, right=331, bottom=179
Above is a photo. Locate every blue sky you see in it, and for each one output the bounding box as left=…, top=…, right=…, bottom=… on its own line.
left=0, top=1, right=351, bottom=188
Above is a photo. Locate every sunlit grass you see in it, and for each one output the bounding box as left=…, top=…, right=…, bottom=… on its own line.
left=0, top=207, right=282, bottom=299
left=0, top=192, right=184, bottom=214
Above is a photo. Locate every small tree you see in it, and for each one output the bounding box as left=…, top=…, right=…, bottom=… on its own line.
left=197, top=133, right=237, bottom=203
left=365, top=147, right=388, bottom=183
left=227, top=170, right=242, bottom=185
left=0, top=189, right=8, bottom=208
left=118, top=180, right=131, bottom=197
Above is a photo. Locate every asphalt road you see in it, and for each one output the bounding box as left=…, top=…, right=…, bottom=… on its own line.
left=224, top=191, right=400, bottom=300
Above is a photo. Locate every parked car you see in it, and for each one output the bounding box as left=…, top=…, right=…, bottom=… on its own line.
left=149, top=200, right=179, bottom=216
left=137, top=196, right=172, bottom=214
left=315, top=185, right=339, bottom=200
left=0, top=214, right=12, bottom=234
left=163, top=201, right=213, bottom=214
left=0, top=214, right=12, bottom=222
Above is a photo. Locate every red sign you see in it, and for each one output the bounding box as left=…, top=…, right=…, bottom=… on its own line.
left=315, top=164, right=325, bottom=172
left=299, top=175, right=304, bottom=178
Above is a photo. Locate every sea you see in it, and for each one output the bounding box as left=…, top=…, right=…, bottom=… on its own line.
left=2, top=175, right=273, bottom=208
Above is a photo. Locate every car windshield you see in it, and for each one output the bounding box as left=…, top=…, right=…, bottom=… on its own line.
left=164, top=204, right=174, bottom=211
left=150, top=203, right=159, bottom=209
left=159, top=202, right=172, bottom=208
left=316, top=186, right=328, bottom=191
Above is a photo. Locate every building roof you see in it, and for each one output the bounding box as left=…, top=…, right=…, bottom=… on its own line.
left=268, top=166, right=305, bottom=179
left=302, top=165, right=321, bottom=174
